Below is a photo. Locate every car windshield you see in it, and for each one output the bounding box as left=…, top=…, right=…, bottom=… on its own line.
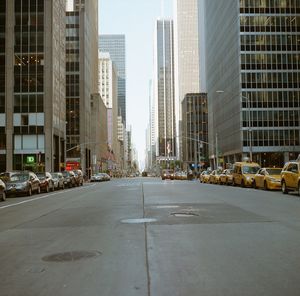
left=242, top=166, right=260, bottom=174
left=51, top=173, right=59, bottom=178
left=10, top=174, right=29, bottom=182
left=36, top=173, right=46, bottom=179
left=266, top=168, right=282, bottom=175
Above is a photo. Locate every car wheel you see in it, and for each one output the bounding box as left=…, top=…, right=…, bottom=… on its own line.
left=241, top=180, right=245, bottom=188
left=253, top=180, right=257, bottom=189
left=232, top=179, right=235, bottom=186
left=264, top=181, right=269, bottom=191
left=28, top=186, right=32, bottom=196
left=1, top=191, right=6, bottom=201
left=281, top=181, right=288, bottom=194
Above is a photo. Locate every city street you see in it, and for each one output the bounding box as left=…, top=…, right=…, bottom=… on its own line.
left=1, top=178, right=300, bottom=296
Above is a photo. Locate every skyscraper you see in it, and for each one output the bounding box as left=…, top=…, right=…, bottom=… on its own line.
left=65, top=0, right=99, bottom=175
left=99, top=35, right=126, bottom=124
left=3, top=0, right=66, bottom=172
left=154, top=19, right=176, bottom=159
left=205, top=0, right=300, bottom=167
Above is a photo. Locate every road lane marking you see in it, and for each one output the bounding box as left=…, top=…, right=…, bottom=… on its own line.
left=0, top=184, right=96, bottom=210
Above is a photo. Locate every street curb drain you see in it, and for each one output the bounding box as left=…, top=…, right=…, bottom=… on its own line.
left=121, top=218, right=157, bottom=224
left=170, top=212, right=199, bottom=217
left=42, top=250, right=102, bottom=262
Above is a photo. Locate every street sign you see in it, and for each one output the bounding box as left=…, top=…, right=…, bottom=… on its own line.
left=26, top=156, right=35, bottom=164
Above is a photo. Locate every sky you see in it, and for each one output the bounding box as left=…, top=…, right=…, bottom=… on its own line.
left=99, top=0, right=173, bottom=170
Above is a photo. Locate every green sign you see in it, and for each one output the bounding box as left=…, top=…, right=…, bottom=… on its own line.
left=26, top=156, right=35, bottom=164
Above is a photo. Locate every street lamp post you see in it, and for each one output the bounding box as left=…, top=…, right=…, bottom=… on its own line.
left=216, top=90, right=253, bottom=162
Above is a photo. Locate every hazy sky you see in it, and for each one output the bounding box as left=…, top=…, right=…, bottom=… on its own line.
left=99, top=0, right=173, bottom=169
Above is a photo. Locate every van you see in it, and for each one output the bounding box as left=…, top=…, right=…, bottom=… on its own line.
left=232, top=161, right=260, bottom=187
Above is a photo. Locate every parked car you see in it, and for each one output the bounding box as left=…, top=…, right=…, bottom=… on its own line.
left=232, top=161, right=260, bottom=187
left=209, top=169, right=222, bottom=184
left=0, top=179, right=6, bottom=201
left=200, top=171, right=209, bottom=183
left=73, top=170, right=84, bottom=186
left=91, top=173, right=105, bottom=182
left=50, top=172, right=65, bottom=190
left=36, top=172, right=55, bottom=193
left=102, top=173, right=111, bottom=181
left=62, top=171, right=76, bottom=188
left=219, top=169, right=234, bottom=185
left=253, top=168, right=282, bottom=190
left=281, top=161, right=300, bottom=195
left=5, top=172, right=40, bottom=196
left=161, top=169, right=174, bottom=180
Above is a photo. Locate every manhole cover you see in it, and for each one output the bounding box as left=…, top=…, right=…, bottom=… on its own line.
left=155, top=205, right=180, bottom=209
left=42, top=251, right=102, bottom=262
left=171, top=212, right=199, bottom=217
left=121, top=218, right=157, bottom=224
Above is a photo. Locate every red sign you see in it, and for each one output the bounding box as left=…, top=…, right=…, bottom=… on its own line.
left=66, top=161, right=80, bottom=171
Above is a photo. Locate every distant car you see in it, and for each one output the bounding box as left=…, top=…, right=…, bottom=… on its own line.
left=200, top=171, right=209, bottom=183
left=209, top=169, right=222, bottom=184
left=232, top=161, right=260, bottom=187
left=0, top=179, right=6, bottom=201
left=102, top=173, right=111, bottom=181
left=253, top=168, right=282, bottom=190
left=62, top=171, right=76, bottom=188
left=91, top=173, right=104, bottom=182
left=281, top=161, right=300, bottom=195
left=50, top=172, right=65, bottom=190
left=161, top=169, right=174, bottom=180
left=219, top=169, right=234, bottom=185
left=5, top=172, right=40, bottom=196
left=36, top=172, right=55, bottom=193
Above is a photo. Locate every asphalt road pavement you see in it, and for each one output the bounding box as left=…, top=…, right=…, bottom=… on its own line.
left=1, top=178, right=300, bottom=296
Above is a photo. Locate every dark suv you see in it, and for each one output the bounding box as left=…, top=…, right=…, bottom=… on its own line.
left=62, top=171, right=76, bottom=188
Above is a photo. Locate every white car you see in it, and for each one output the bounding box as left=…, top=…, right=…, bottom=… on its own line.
left=0, top=179, right=6, bottom=201
left=91, top=173, right=104, bottom=182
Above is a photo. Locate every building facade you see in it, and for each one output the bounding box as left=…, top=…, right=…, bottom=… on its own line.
left=154, top=19, right=177, bottom=160
left=3, top=0, right=66, bottom=172
left=65, top=0, right=99, bottom=176
left=99, top=35, right=126, bottom=124
left=182, top=93, right=208, bottom=170
left=205, top=0, right=300, bottom=167
left=98, top=52, right=119, bottom=169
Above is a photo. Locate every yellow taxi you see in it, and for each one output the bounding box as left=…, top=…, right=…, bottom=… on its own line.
left=281, top=161, right=300, bottom=196
left=253, top=168, right=282, bottom=190
left=219, top=169, right=234, bottom=185
left=232, top=161, right=260, bottom=187
left=200, top=171, right=210, bottom=183
left=209, top=169, right=223, bottom=184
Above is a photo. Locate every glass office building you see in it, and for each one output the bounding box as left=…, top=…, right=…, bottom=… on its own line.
left=205, top=0, right=300, bottom=167
left=0, top=1, right=6, bottom=171
left=182, top=93, right=208, bottom=169
left=99, top=35, right=126, bottom=124
left=154, top=19, right=177, bottom=159
left=3, top=0, right=66, bottom=172
left=65, top=1, right=99, bottom=176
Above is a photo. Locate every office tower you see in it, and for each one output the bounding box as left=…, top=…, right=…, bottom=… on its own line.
left=65, top=0, right=98, bottom=176
left=182, top=93, right=208, bottom=169
left=99, top=35, right=126, bottom=124
left=91, top=93, right=107, bottom=173
left=175, top=0, right=201, bottom=101
left=99, top=52, right=119, bottom=169
left=205, top=0, right=300, bottom=167
left=3, top=0, right=66, bottom=172
left=154, top=19, right=176, bottom=160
